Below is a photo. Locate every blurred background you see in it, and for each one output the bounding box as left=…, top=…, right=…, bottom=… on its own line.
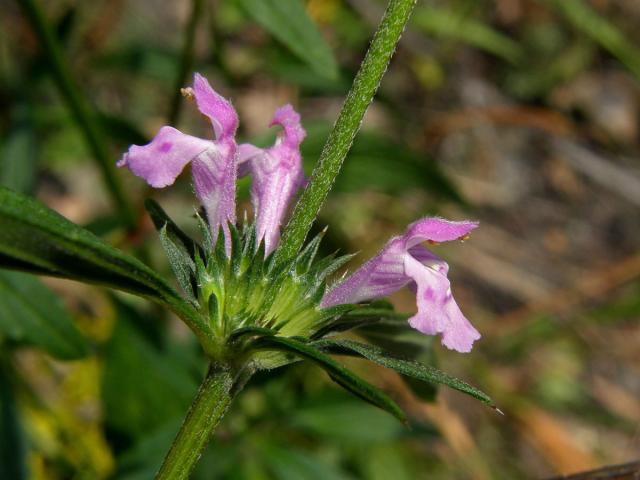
left=1, top=0, right=640, bottom=478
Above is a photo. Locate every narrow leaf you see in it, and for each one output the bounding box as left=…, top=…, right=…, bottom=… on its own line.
left=549, top=0, right=640, bottom=80
left=159, top=226, right=197, bottom=304
left=0, top=187, right=205, bottom=333
left=145, top=199, right=201, bottom=259
left=313, top=339, right=493, bottom=406
left=252, top=335, right=406, bottom=423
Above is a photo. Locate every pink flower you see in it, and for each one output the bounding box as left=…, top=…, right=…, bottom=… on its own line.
left=322, top=218, right=481, bottom=353
left=237, top=105, right=306, bottom=255
left=117, top=73, right=239, bottom=252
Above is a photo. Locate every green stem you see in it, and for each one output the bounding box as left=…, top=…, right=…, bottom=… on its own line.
left=18, top=0, right=136, bottom=229
left=167, top=0, right=204, bottom=125
left=275, top=0, right=417, bottom=263
left=155, top=363, right=252, bottom=480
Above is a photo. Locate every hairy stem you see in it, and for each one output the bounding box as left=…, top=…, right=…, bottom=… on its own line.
left=275, top=0, right=417, bottom=262
left=156, top=363, right=252, bottom=480
left=18, top=0, right=136, bottom=228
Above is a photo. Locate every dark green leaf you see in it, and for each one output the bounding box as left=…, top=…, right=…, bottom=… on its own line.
left=0, top=187, right=204, bottom=331
left=260, top=443, right=354, bottom=480
left=0, top=271, right=88, bottom=359
left=0, top=362, right=27, bottom=480
left=102, top=301, right=197, bottom=439
left=313, top=339, right=493, bottom=406
left=239, top=0, right=338, bottom=79
left=313, top=304, right=406, bottom=338
left=145, top=199, right=200, bottom=259
left=290, top=399, right=403, bottom=443
left=99, top=112, right=149, bottom=146
left=251, top=335, right=406, bottom=423
left=0, top=106, right=37, bottom=194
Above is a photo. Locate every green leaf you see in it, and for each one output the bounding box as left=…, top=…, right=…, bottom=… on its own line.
left=549, top=0, right=640, bottom=80
left=0, top=187, right=205, bottom=333
left=290, top=399, right=403, bottom=443
left=314, top=304, right=408, bottom=338
left=0, top=106, right=37, bottom=195
left=313, top=339, right=493, bottom=406
left=0, top=363, right=28, bottom=480
left=0, top=271, right=88, bottom=359
left=238, top=0, right=338, bottom=79
left=260, top=443, right=354, bottom=480
left=412, top=6, right=524, bottom=64
left=102, top=300, right=197, bottom=439
left=251, top=335, right=406, bottom=423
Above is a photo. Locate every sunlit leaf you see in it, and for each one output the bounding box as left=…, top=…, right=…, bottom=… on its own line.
left=239, top=0, right=338, bottom=79
left=548, top=0, right=640, bottom=80
left=412, top=6, right=524, bottom=64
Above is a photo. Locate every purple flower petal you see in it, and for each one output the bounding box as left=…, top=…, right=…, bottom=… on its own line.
left=118, top=74, right=241, bottom=253
left=270, top=104, right=306, bottom=148
left=404, top=249, right=480, bottom=353
left=117, top=126, right=212, bottom=188
left=191, top=139, right=237, bottom=253
left=240, top=104, right=306, bottom=255
left=192, top=73, right=238, bottom=140
left=321, top=217, right=480, bottom=353
left=403, top=217, right=479, bottom=247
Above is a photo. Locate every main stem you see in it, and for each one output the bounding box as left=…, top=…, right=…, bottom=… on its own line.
left=18, top=0, right=136, bottom=229
left=156, top=363, right=251, bottom=480
left=275, top=0, right=417, bottom=263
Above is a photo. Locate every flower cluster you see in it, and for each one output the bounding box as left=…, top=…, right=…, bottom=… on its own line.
left=118, top=74, right=480, bottom=353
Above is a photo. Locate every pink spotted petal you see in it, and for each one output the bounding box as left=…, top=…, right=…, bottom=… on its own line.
left=192, top=73, right=238, bottom=140
left=404, top=254, right=480, bottom=353
left=117, top=126, right=212, bottom=188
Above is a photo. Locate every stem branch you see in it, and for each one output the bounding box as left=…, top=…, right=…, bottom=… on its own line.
left=156, top=363, right=252, bottom=480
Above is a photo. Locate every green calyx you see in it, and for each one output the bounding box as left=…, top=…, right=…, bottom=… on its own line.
left=148, top=200, right=353, bottom=364
left=197, top=222, right=352, bottom=357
